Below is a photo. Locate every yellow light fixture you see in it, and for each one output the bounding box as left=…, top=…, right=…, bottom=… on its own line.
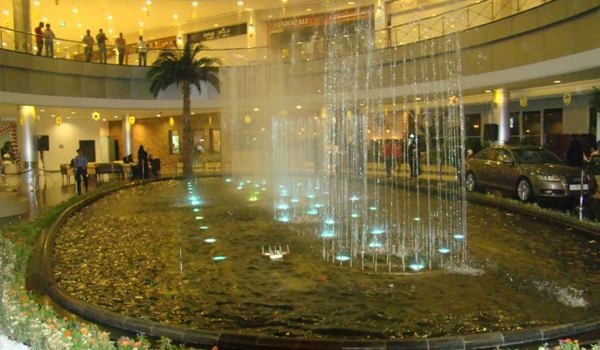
left=520, top=96, right=528, bottom=108
left=563, top=93, right=572, bottom=106
left=56, top=117, right=62, bottom=126
left=92, top=111, right=100, bottom=121
left=169, top=117, right=174, bottom=126
left=128, top=116, right=136, bottom=126
left=449, top=96, right=458, bottom=107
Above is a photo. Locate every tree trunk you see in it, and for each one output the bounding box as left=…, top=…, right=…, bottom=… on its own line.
left=182, top=82, right=193, bottom=177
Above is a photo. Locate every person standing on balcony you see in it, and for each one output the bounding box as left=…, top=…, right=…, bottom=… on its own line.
left=34, top=22, right=44, bottom=56
left=115, top=33, right=126, bottom=65
left=137, top=36, right=148, bottom=66
left=96, top=29, right=108, bottom=64
left=43, top=23, right=55, bottom=57
left=82, top=30, right=94, bottom=62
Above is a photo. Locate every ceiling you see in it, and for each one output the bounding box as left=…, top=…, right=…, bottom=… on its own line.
left=0, top=105, right=219, bottom=122
left=0, top=0, right=375, bottom=43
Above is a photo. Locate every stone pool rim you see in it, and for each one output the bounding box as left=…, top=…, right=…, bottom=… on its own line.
left=32, top=176, right=600, bottom=350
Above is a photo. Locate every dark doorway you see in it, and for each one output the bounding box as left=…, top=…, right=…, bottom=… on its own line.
left=114, top=140, right=120, bottom=161
left=79, top=140, right=96, bottom=162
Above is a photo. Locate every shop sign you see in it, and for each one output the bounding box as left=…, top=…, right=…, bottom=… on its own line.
left=188, top=24, right=247, bottom=44
left=124, top=36, right=177, bottom=52
left=267, top=6, right=372, bottom=33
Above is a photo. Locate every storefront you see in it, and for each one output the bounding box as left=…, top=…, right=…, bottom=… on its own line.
left=267, top=6, right=374, bottom=61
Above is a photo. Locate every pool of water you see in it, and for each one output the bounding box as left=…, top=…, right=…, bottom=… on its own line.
left=53, top=179, right=600, bottom=339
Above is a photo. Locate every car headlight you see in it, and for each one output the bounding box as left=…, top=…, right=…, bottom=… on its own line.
left=537, top=174, right=561, bottom=182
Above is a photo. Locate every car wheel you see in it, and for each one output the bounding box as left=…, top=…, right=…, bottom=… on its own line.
left=465, top=172, right=477, bottom=192
left=516, top=178, right=533, bottom=202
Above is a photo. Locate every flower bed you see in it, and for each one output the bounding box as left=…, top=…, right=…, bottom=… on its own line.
left=0, top=194, right=198, bottom=350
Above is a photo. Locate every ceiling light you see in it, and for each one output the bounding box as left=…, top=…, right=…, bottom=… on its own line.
left=72, top=8, right=78, bottom=13
left=554, top=80, right=561, bottom=84
left=107, top=16, right=113, bottom=20
left=3, top=10, right=9, bottom=15
left=173, top=14, right=178, bottom=19
left=296, top=105, right=302, bottom=109
left=193, top=2, right=198, bottom=6
left=268, top=15, right=272, bottom=18
left=40, top=109, right=45, bottom=112
left=142, top=7, right=147, bottom=11
left=307, top=8, right=311, bottom=11
left=114, top=116, right=118, bottom=118
left=33, top=1, right=40, bottom=5
left=191, top=112, right=195, bottom=115
left=485, top=90, right=492, bottom=93
left=282, top=0, right=288, bottom=2
left=71, top=111, right=76, bottom=114
left=146, top=0, right=152, bottom=4
left=55, top=41, right=60, bottom=45
left=214, top=24, right=219, bottom=27
left=51, top=114, right=55, bottom=117
left=348, top=1, right=355, bottom=4
left=102, top=119, right=106, bottom=121
left=67, top=117, right=71, bottom=119
left=254, top=108, right=259, bottom=111
left=42, top=17, right=47, bottom=21
left=77, top=23, right=82, bottom=27
left=139, top=22, right=144, bottom=26
left=415, top=97, right=422, bottom=101
left=108, top=29, right=113, bottom=33
left=237, top=1, right=243, bottom=5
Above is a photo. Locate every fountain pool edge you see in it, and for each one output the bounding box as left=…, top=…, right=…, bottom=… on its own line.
left=31, top=176, right=600, bottom=350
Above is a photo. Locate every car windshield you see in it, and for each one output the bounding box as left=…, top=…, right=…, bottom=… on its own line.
left=512, top=149, right=564, bottom=164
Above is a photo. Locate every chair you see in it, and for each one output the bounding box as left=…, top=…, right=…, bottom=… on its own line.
left=60, top=164, right=74, bottom=185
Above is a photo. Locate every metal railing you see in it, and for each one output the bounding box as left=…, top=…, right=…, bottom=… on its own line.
left=0, top=0, right=553, bottom=67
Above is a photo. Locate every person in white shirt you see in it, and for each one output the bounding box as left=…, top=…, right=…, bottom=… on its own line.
left=43, top=23, right=55, bottom=57
left=137, top=36, right=148, bottom=66
left=82, top=30, right=94, bottom=62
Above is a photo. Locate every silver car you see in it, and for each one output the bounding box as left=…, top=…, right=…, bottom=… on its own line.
left=464, top=145, right=593, bottom=202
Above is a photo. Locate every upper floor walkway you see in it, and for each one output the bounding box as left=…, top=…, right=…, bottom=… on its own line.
left=0, top=0, right=598, bottom=109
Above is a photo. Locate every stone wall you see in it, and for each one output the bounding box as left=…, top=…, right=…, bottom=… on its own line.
left=109, top=113, right=221, bottom=173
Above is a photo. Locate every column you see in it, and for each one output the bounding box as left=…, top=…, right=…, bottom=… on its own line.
left=492, top=89, right=510, bottom=145
left=17, top=106, right=38, bottom=191
left=374, top=0, right=388, bottom=50
left=12, top=0, right=31, bottom=53
left=122, top=117, right=133, bottom=158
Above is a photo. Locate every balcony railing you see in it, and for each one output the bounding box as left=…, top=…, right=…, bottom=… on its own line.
left=0, top=0, right=553, bottom=67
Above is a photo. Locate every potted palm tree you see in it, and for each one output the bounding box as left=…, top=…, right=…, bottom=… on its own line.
left=147, top=42, right=221, bottom=177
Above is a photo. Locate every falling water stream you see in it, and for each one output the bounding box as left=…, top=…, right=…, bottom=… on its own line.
left=223, top=1, right=467, bottom=272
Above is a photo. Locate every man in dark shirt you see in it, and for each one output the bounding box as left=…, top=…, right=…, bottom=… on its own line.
left=96, top=29, right=108, bottom=64
left=34, top=22, right=44, bottom=56
left=73, top=149, right=88, bottom=194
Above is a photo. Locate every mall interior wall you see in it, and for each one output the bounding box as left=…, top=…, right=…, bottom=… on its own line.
left=35, top=117, right=109, bottom=171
